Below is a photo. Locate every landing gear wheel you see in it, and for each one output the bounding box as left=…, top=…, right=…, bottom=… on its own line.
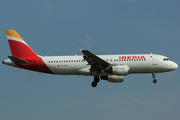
left=91, top=82, right=97, bottom=87
left=152, top=73, right=157, bottom=84
left=91, top=76, right=100, bottom=87
left=153, top=79, right=157, bottom=83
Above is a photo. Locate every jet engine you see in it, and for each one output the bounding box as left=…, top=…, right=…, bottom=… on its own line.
left=101, top=75, right=124, bottom=83
left=104, top=65, right=129, bottom=76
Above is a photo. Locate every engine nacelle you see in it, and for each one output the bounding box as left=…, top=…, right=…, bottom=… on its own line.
left=104, top=65, right=129, bottom=76
left=101, top=75, right=124, bottom=83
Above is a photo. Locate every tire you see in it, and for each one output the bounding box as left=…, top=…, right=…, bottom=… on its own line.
left=153, top=79, right=157, bottom=83
left=91, top=82, right=97, bottom=87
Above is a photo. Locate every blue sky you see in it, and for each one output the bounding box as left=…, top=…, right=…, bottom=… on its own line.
left=0, top=0, right=180, bottom=120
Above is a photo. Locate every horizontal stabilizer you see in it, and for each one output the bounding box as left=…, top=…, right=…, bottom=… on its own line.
left=8, top=56, right=27, bottom=64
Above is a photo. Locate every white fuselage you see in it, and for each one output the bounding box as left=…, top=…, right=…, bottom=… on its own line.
left=39, top=54, right=178, bottom=75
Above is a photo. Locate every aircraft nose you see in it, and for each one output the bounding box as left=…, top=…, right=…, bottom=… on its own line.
left=171, top=62, right=178, bottom=70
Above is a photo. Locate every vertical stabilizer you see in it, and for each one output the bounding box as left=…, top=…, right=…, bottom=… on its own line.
left=5, top=30, right=37, bottom=58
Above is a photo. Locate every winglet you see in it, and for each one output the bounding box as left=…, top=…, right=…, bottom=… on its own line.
left=78, top=47, right=83, bottom=52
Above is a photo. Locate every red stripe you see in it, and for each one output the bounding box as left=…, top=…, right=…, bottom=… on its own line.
left=16, top=57, right=54, bottom=74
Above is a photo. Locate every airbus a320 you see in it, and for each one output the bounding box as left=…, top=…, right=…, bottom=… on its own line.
left=2, top=30, right=178, bottom=87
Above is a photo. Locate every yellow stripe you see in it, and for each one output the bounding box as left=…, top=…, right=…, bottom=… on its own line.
left=5, top=30, right=24, bottom=41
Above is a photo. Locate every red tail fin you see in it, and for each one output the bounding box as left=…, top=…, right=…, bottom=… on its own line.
left=5, top=30, right=53, bottom=74
left=5, top=30, right=37, bottom=59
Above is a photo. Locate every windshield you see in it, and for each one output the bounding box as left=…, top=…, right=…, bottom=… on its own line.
left=163, top=58, right=170, bottom=61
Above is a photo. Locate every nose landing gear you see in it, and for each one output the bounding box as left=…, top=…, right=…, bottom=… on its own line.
left=152, top=73, right=157, bottom=83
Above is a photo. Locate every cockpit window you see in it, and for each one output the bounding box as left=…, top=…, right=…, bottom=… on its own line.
left=163, top=58, right=169, bottom=61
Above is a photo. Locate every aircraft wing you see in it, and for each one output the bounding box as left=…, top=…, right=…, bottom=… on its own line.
left=79, top=48, right=109, bottom=70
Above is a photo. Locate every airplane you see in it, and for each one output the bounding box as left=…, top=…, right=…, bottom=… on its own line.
left=2, top=30, right=178, bottom=87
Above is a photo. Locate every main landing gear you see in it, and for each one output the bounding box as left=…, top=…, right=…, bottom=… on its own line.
left=91, top=76, right=100, bottom=87
left=152, top=73, right=157, bottom=83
